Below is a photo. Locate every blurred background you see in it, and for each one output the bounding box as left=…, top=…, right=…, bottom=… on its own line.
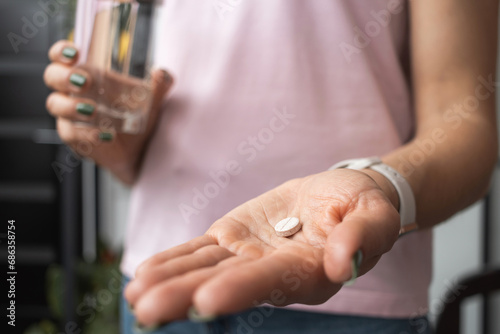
left=0, top=1, right=499, bottom=333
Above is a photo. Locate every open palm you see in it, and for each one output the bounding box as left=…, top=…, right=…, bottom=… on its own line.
left=125, top=169, right=400, bottom=327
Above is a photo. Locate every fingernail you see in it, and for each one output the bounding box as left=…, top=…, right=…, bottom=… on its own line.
left=62, top=47, right=77, bottom=59
left=99, top=132, right=113, bottom=142
left=70, top=73, right=86, bottom=87
left=76, top=103, right=95, bottom=116
left=152, top=70, right=171, bottom=86
left=188, top=306, right=216, bottom=323
left=162, top=70, right=173, bottom=83
left=133, top=321, right=159, bottom=333
left=344, top=250, right=363, bottom=287
left=127, top=302, right=134, bottom=313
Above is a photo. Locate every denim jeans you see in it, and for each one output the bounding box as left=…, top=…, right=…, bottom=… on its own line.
left=122, top=276, right=432, bottom=334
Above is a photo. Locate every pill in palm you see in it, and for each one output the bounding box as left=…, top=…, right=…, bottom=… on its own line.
left=274, top=217, right=302, bottom=237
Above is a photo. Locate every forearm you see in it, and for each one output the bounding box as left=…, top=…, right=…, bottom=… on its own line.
left=375, top=0, right=500, bottom=229
left=383, top=108, right=497, bottom=228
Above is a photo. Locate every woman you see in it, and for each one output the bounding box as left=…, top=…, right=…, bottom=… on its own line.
left=44, top=1, right=498, bottom=333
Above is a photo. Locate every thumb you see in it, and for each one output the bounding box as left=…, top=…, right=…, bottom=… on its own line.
left=323, top=208, right=399, bottom=284
left=151, top=69, right=174, bottom=111
left=144, top=69, right=174, bottom=133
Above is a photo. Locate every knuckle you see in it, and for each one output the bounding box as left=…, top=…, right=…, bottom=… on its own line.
left=45, top=93, right=63, bottom=115
left=135, top=260, right=154, bottom=278
left=43, top=63, right=63, bottom=89
left=42, top=65, right=52, bottom=86
left=56, top=121, right=75, bottom=144
left=46, top=93, right=71, bottom=118
left=45, top=94, right=55, bottom=114
left=49, top=40, right=70, bottom=60
left=135, top=270, right=158, bottom=289
left=50, top=40, right=64, bottom=52
left=48, top=42, right=58, bottom=59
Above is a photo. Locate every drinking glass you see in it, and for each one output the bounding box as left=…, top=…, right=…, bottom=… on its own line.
left=73, top=0, right=159, bottom=134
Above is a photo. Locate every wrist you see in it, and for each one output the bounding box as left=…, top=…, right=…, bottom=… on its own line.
left=361, top=168, right=400, bottom=211
left=329, top=157, right=417, bottom=234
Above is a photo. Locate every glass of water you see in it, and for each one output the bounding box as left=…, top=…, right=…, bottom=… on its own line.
left=73, top=0, right=159, bottom=134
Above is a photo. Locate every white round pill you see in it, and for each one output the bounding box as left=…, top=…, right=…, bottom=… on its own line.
left=274, top=217, right=302, bottom=237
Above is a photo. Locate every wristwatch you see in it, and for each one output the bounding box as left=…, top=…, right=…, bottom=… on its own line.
left=329, top=157, right=418, bottom=236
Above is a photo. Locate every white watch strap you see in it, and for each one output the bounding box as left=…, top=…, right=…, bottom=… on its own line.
left=329, top=157, right=382, bottom=170
left=329, top=157, right=417, bottom=235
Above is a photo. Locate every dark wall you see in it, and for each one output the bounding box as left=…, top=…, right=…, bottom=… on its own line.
left=0, top=0, right=81, bottom=332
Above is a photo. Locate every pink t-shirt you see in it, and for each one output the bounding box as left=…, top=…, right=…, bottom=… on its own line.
left=122, top=0, right=432, bottom=318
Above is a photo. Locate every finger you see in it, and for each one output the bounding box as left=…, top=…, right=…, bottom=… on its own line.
left=323, top=202, right=400, bottom=283
left=49, top=40, right=79, bottom=65
left=134, top=236, right=216, bottom=277
left=130, top=228, right=282, bottom=303
left=46, top=92, right=97, bottom=121
left=125, top=245, right=234, bottom=305
left=44, top=63, right=91, bottom=94
left=192, top=250, right=335, bottom=317
left=133, top=256, right=250, bottom=327
left=56, top=118, right=101, bottom=149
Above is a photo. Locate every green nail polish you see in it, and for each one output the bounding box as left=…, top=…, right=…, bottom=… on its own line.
left=99, top=132, right=113, bottom=141
left=127, top=302, right=134, bottom=313
left=344, top=250, right=363, bottom=287
left=76, top=103, right=95, bottom=116
left=188, top=306, right=216, bottom=323
left=62, top=47, right=77, bottom=59
left=70, top=73, right=86, bottom=87
left=133, top=322, right=159, bottom=333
